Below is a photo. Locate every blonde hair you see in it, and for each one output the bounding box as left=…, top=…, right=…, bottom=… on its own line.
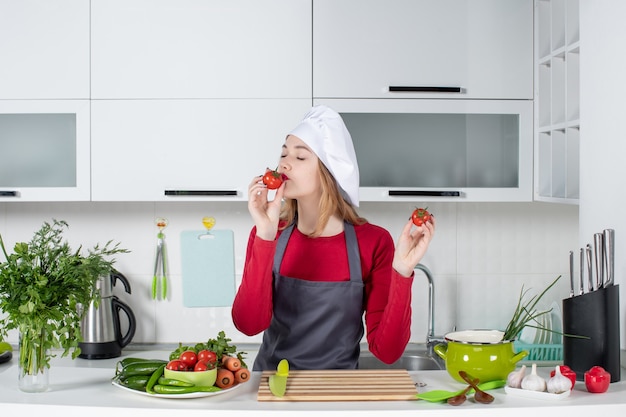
left=280, top=160, right=366, bottom=237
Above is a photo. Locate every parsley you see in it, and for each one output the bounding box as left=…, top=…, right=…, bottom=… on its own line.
left=0, top=219, right=128, bottom=376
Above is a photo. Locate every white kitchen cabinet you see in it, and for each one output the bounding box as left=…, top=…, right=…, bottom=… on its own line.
left=91, top=0, right=311, bottom=99
left=0, top=100, right=91, bottom=201
left=534, top=0, right=580, bottom=204
left=91, top=99, right=312, bottom=201
left=0, top=0, right=89, bottom=99
left=313, top=0, right=533, bottom=100
left=317, top=99, right=534, bottom=202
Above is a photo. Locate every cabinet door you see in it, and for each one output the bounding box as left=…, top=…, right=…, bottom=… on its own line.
left=91, top=99, right=312, bottom=201
left=91, top=0, right=311, bottom=99
left=0, top=0, right=89, bottom=99
left=0, top=100, right=90, bottom=201
left=314, top=0, right=533, bottom=100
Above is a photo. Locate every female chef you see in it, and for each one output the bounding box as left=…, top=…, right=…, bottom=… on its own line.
left=232, top=105, right=435, bottom=370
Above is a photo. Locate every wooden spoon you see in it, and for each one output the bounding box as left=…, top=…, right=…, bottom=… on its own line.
left=459, top=371, right=495, bottom=404
left=446, top=382, right=474, bottom=406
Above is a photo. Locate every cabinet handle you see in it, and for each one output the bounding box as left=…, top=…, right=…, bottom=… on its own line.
left=389, top=86, right=462, bottom=93
left=0, top=191, right=19, bottom=197
left=388, top=190, right=461, bottom=197
left=164, top=190, right=238, bottom=197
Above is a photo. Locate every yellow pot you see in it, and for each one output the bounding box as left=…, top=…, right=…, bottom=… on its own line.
left=434, top=330, right=528, bottom=383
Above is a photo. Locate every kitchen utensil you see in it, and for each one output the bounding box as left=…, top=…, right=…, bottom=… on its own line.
left=433, top=330, right=528, bottom=383
left=568, top=250, right=574, bottom=297
left=603, top=229, right=614, bottom=287
left=79, top=271, right=136, bottom=359
left=180, top=222, right=235, bottom=307
left=594, top=233, right=604, bottom=290
left=586, top=244, right=593, bottom=293
left=257, top=369, right=417, bottom=401
left=579, top=248, right=585, bottom=294
left=416, top=380, right=506, bottom=402
left=446, top=383, right=474, bottom=406
left=152, top=217, right=168, bottom=300
left=459, top=371, right=494, bottom=404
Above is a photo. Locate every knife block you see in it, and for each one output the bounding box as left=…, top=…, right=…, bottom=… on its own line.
left=562, top=284, right=620, bottom=382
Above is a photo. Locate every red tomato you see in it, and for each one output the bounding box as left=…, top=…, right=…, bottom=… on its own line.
left=411, top=207, right=432, bottom=227
left=194, top=361, right=209, bottom=372
left=585, top=366, right=610, bottom=393
left=262, top=168, right=286, bottom=190
left=166, top=360, right=187, bottom=371
left=179, top=350, right=198, bottom=368
left=197, top=349, right=217, bottom=365
left=550, top=365, right=577, bottom=390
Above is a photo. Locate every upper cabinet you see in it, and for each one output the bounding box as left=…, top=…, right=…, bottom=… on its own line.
left=534, top=0, right=580, bottom=204
left=0, top=0, right=89, bottom=99
left=313, top=0, right=533, bottom=100
left=91, top=0, right=311, bottom=99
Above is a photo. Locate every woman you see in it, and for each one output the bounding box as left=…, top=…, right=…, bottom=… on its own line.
left=232, top=105, right=435, bottom=371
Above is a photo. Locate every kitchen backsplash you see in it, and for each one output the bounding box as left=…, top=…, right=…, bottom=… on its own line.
left=0, top=201, right=578, bottom=346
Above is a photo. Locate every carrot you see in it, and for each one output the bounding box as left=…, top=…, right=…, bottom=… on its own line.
left=223, top=356, right=241, bottom=372
left=234, top=367, right=250, bottom=383
left=216, top=368, right=235, bottom=389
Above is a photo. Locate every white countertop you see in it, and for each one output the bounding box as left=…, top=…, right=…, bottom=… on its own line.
left=1, top=349, right=626, bottom=417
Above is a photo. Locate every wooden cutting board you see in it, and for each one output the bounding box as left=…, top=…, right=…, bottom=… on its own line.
left=257, top=369, right=418, bottom=402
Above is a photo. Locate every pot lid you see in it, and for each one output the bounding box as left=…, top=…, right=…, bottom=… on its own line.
left=444, top=330, right=506, bottom=344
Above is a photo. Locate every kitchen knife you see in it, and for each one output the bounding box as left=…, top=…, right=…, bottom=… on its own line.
left=586, top=244, right=594, bottom=293
left=579, top=248, right=585, bottom=295
left=594, top=233, right=605, bottom=290
left=569, top=250, right=574, bottom=297
left=603, top=229, right=615, bottom=287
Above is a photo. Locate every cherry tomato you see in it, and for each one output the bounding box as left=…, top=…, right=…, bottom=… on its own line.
left=585, top=366, right=610, bottom=393
left=550, top=365, right=576, bottom=390
left=179, top=350, right=198, bottom=369
left=194, top=361, right=209, bottom=372
left=262, top=168, right=286, bottom=190
left=411, top=207, right=432, bottom=227
left=197, top=349, right=217, bottom=366
left=166, top=359, right=187, bottom=371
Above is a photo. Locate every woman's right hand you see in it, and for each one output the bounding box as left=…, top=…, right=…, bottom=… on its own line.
left=247, top=175, right=285, bottom=241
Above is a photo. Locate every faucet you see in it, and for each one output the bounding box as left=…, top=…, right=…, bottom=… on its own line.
left=414, top=264, right=447, bottom=363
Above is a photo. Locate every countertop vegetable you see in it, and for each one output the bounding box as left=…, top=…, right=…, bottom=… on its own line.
left=1, top=349, right=625, bottom=417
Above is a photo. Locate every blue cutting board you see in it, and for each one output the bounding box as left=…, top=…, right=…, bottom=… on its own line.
left=180, top=229, right=235, bottom=307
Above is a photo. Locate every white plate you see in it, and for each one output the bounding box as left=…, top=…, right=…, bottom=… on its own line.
left=111, top=379, right=242, bottom=399
left=505, top=385, right=570, bottom=400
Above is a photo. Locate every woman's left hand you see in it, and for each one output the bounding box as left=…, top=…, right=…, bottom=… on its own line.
left=392, top=216, right=436, bottom=277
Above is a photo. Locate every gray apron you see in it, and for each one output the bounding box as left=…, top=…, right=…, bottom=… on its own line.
left=253, top=222, right=364, bottom=371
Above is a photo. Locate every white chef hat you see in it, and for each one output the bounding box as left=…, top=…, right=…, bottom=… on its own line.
left=288, top=105, right=360, bottom=207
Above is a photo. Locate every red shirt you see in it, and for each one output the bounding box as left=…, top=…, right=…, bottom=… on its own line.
left=231, top=222, right=414, bottom=364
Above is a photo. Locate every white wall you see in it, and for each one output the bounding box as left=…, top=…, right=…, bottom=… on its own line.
left=0, top=201, right=578, bottom=347
left=580, top=0, right=626, bottom=348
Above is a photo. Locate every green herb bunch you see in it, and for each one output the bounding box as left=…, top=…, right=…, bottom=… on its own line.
left=0, top=219, right=128, bottom=375
left=502, top=275, right=561, bottom=341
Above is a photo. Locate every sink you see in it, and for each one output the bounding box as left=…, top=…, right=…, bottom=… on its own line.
left=358, top=348, right=443, bottom=371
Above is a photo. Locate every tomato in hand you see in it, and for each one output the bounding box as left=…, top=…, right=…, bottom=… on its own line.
left=411, top=207, right=432, bottom=226
left=197, top=349, right=217, bottom=366
left=179, top=350, right=198, bottom=368
left=262, top=168, right=287, bottom=190
left=166, top=359, right=187, bottom=371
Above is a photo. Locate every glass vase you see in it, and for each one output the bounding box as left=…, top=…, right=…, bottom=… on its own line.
left=18, top=327, right=49, bottom=393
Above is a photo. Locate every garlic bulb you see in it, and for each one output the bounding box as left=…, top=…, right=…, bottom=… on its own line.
left=506, top=364, right=527, bottom=388
left=547, top=365, right=572, bottom=394
left=521, top=363, right=547, bottom=392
